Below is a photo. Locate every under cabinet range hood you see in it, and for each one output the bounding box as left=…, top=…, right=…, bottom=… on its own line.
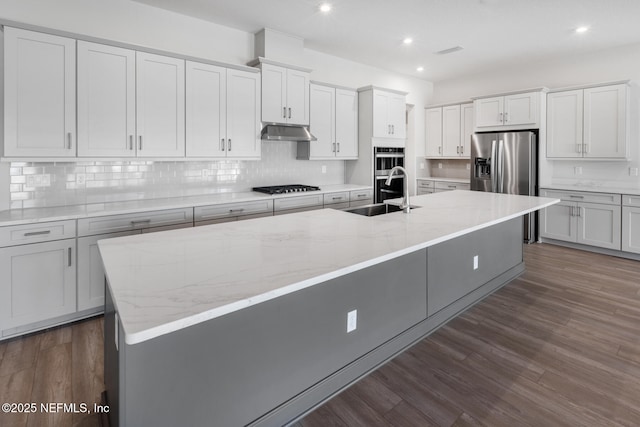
left=261, top=124, right=317, bottom=142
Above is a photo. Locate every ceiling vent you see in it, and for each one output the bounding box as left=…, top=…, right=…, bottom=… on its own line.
left=435, top=46, right=464, bottom=55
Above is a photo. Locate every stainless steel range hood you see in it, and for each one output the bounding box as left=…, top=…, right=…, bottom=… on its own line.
left=261, top=124, right=317, bottom=142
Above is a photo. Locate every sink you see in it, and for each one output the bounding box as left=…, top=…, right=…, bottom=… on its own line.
left=343, top=203, right=420, bottom=217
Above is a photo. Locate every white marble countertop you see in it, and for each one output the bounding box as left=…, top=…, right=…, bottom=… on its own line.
left=98, top=191, right=559, bottom=345
left=417, top=177, right=471, bottom=183
left=0, top=184, right=372, bottom=227
left=541, top=184, right=640, bottom=196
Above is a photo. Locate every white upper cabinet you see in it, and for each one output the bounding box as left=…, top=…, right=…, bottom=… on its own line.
left=442, top=105, right=461, bottom=157
left=77, top=41, right=136, bottom=157
left=335, top=88, right=358, bottom=158
left=372, top=89, right=406, bottom=139
left=136, top=52, right=185, bottom=157
left=186, top=62, right=227, bottom=157
left=260, top=63, right=309, bottom=125
left=474, top=91, right=541, bottom=130
left=4, top=28, right=76, bottom=157
left=425, top=108, right=443, bottom=157
left=547, top=83, right=628, bottom=159
left=305, top=83, right=357, bottom=159
left=226, top=69, right=261, bottom=158
left=425, top=102, right=473, bottom=158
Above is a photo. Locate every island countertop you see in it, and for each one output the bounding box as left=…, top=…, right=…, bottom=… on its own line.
left=98, top=191, right=558, bottom=345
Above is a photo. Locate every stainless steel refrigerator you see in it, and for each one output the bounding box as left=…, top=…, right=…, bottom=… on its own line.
left=470, top=131, right=538, bottom=243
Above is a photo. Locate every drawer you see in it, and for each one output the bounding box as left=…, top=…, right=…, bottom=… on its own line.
left=541, top=189, right=621, bottom=205
left=323, top=192, right=349, bottom=205
left=273, top=194, right=323, bottom=212
left=435, top=181, right=470, bottom=191
left=78, top=208, right=193, bottom=237
left=0, top=220, right=76, bottom=247
left=325, top=202, right=350, bottom=210
left=417, top=188, right=434, bottom=196
left=350, top=189, right=374, bottom=202
left=194, top=200, right=273, bottom=222
left=349, top=198, right=373, bottom=208
left=623, top=195, right=640, bottom=207
left=417, top=180, right=435, bottom=189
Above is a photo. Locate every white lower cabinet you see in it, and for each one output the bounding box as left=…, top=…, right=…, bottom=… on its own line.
left=622, top=196, right=640, bottom=254
left=349, top=189, right=374, bottom=207
left=77, top=231, right=140, bottom=311
left=540, top=189, right=621, bottom=250
left=0, top=239, right=76, bottom=334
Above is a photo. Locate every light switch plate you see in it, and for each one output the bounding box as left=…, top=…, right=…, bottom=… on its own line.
left=473, top=255, right=479, bottom=270
left=322, top=165, right=327, bottom=174
left=347, top=309, right=357, bottom=333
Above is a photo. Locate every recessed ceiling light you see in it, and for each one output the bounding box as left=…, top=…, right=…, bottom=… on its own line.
left=319, top=3, right=332, bottom=13
left=403, top=37, right=413, bottom=45
left=575, top=26, right=589, bottom=34
left=417, top=66, right=424, bottom=72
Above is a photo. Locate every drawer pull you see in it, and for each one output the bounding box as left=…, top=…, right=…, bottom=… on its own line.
left=131, top=219, right=152, bottom=227
left=569, top=195, right=584, bottom=199
left=356, top=194, right=367, bottom=198
left=229, top=209, right=245, bottom=213
left=24, top=230, right=52, bottom=237
left=448, top=185, right=457, bottom=188
left=332, top=197, right=343, bottom=200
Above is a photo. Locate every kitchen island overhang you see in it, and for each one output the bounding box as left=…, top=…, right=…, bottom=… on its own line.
left=99, top=191, right=558, bottom=427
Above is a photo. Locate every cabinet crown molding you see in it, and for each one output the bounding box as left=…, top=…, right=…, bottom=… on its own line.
left=247, top=56, right=312, bottom=73
left=547, top=80, right=632, bottom=93
left=357, top=85, right=408, bottom=96
left=470, top=87, right=548, bottom=100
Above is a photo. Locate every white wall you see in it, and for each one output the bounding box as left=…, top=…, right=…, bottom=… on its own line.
left=432, top=43, right=640, bottom=190
left=0, top=0, right=433, bottom=207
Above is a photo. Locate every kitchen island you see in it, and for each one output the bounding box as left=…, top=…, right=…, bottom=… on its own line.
left=99, top=191, right=558, bottom=427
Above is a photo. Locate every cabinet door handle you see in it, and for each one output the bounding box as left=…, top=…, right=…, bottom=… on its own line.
left=438, top=146, right=442, bottom=154
left=391, top=125, right=395, bottom=134
left=388, top=125, right=391, bottom=134
left=129, top=135, right=133, bottom=150
left=577, top=207, right=582, bottom=218
left=288, top=107, right=292, bottom=119
left=229, top=208, right=244, bottom=213
left=131, top=219, right=152, bottom=227
left=569, top=195, right=584, bottom=199
left=221, top=138, right=225, bottom=151
left=504, top=112, right=509, bottom=122
left=499, top=112, right=503, bottom=123
left=228, top=139, right=232, bottom=151
left=68, top=247, right=72, bottom=267
left=67, top=132, right=72, bottom=149
left=333, top=143, right=336, bottom=153
left=283, top=107, right=287, bottom=119
left=570, top=206, right=575, bottom=217
left=461, top=145, right=464, bottom=154
left=584, top=144, right=589, bottom=154
left=139, top=136, right=143, bottom=151
left=24, top=230, right=51, bottom=237
left=576, top=144, right=582, bottom=153
left=457, top=146, right=460, bottom=154
left=337, top=142, right=340, bottom=152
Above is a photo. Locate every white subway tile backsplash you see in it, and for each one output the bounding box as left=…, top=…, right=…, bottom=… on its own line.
left=9, top=141, right=345, bottom=208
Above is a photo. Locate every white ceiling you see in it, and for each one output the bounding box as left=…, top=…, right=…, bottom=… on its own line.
left=132, top=0, right=640, bottom=82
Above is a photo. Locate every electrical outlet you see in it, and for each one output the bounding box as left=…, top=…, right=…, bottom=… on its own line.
left=473, top=255, right=479, bottom=270
left=438, top=163, right=442, bottom=169
left=466, top=163, right=471, bottom=170
left=347, top=309, right=357, bottom=333
left=26, top=175, right=35, bottom=187
left=630, top=167, right=639, bottom=177
left=41, top=174, right=51, bottom=187
left=76, top=174, right=86, bottom=185
left=202, top=169, right=210, bottom=178
left=574, top=166, right=583, bottom=175
left=322, top=165, right=327, bottom=174
left=420, top=162, right=425, bottom=170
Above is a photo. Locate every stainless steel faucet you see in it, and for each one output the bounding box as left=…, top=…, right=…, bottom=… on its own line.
left=385, top=166, right=410, bottom=213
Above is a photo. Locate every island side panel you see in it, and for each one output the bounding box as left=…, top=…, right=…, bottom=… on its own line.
left=428, top=217, right=524, bottom=315
left=104, top=281, right=124, bottom=427
left=116, top=249, right=428, bottom=427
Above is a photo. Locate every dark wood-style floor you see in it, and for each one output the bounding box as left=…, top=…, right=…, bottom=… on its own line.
left=1, top=243, right=640, bottom=427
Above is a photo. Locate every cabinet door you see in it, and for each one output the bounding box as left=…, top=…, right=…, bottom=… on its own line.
left=622, top=206, right=640, bottom=254
left=334, top=89, right=358, bottom=158
left=547, top=90, right=583, bottom=158
left=309, top=84, right=335, bottom=158
left=335, top=89, right=358, bottom=158
left=136, top=52, right=185, bottom=157
left=261, top=63, right=287, bottom=123
left=77, top=41, right=136, bottom=157
left=442, top=105, right=461, bottom=157
left=372, top=90, right=390, bottom=138
left=583, top=84, right=628, bottom=159
left=539, top=202, right=577, bottom=242
left=425, top=108, right=443, bottom=157
left=577, top=203, right=621, bottom=250
left=4, top=27, right=76, bottom=157
left=185, top=61, right=227, bottom=157
left=286, top=69, right=310, bottom=125
left=77, top=231, right=139, bottom=311
left=388, top=93, right=406, bottom=139
left=460, top=103, right=474, bottom=157
left=474, top=96, right=503, bottom=128
left=0, top=240, right=76, bottom=331
left=226, top=69, right=261, bottom=158
left=504, top=93, right=537, bottom=126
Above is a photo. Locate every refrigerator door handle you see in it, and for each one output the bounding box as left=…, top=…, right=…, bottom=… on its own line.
left=490, top=140, right=498, bottom=192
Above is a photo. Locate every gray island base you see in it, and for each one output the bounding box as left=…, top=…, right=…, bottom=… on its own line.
left=104, top=217, right=524, bottom=426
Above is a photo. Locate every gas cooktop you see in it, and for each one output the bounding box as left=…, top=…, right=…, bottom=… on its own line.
left=252, top=184, right=321, bottom=195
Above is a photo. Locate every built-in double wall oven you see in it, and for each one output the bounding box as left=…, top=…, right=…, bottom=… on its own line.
left=374, top=147, right=405, bottom=203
